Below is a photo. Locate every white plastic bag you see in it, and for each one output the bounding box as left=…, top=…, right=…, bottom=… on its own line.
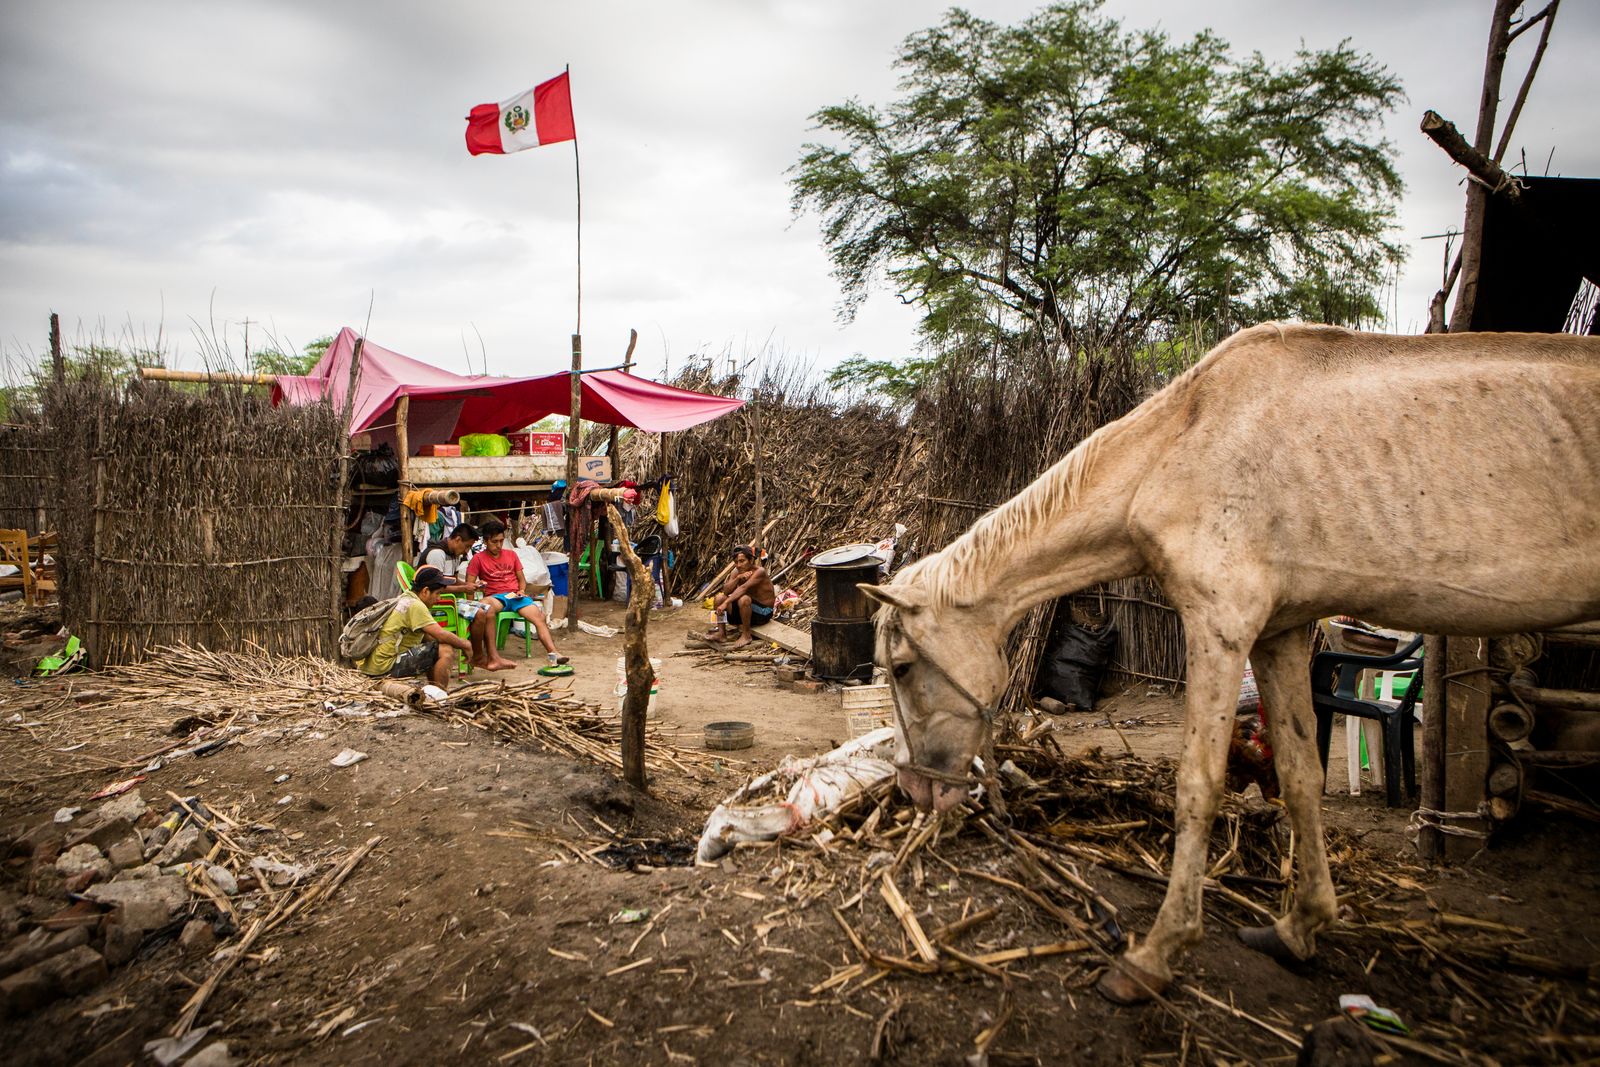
left=696, top=728, right=897, bottom=861
left=513, top=539, right=551, bottom=590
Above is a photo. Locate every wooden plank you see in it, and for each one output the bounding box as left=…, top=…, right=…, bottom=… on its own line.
left=407, top=454, right=567, bottom=486
left=1442, top=636, right=1492, bottom=861
left=755, top=618, right=812, bottom=658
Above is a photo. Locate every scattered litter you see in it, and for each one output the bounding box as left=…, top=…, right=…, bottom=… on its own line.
left=577, top=620, right=621, bottom=637
left=330, top=748, right=368, bottom=768
left=610, top=908, right=651, bottom=924
left=273, top=773, right=291, bottom=784
left=421, top=684, right=449, bottom=704
left=1340, top=994, right=1410, bottom=1035
left=53, top=807, right=80, bottom=823
left=250, top=857, right=315, bottom=886
left=88, top=775, right=146, bottom=800
left=143, top=1026, right=212, bottom=1067
left=276, top=795, right=294, bottom=806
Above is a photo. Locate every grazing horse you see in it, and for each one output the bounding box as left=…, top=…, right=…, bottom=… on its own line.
left=863, top=323, right=1600, bottom=1004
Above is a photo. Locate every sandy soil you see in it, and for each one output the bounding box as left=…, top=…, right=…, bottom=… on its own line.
left=2, top=600, right=1597, bottom=1066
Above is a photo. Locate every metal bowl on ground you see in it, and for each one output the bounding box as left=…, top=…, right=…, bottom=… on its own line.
left=704, top=721, right=755, bottom=750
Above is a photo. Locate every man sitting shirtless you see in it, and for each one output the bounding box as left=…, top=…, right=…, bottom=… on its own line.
left=712, top=545, right=776, bottom=649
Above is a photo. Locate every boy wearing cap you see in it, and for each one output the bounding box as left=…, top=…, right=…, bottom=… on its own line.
left=466, top=519, right=568, bottom=671
left=358, top=566, right=474, bottom=689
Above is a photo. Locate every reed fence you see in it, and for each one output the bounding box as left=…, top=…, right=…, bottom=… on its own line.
left=0, top=417, right=53, bottom=534
left=47, top=376, right=347, bottom=667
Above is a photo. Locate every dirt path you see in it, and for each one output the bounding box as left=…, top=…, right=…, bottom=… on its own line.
left=2, top=604, right=1597, bottom=1065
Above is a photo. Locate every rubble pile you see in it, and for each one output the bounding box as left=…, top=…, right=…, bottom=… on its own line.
left=1, top=787, right=316, bottom=1021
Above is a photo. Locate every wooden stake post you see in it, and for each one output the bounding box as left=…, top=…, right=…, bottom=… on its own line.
left=603, top=499, right=653, bottom=790
left=1441, top=636, right=1493, bottom=861
left=328, top=339, right=364, bottom=635
left=396, top=394, right=412, bottom=561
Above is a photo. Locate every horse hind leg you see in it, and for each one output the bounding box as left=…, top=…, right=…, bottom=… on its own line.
left=1237, top=626, right=1337, bottom=962
left=1097, top=621, right=1250, bottom=1005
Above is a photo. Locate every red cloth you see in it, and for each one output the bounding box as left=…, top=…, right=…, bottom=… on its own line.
left=466, top=548, right=523, bottom=596
left=466, top=72, right=575, bottom=155
left=273, top=328, right=744, bottom=445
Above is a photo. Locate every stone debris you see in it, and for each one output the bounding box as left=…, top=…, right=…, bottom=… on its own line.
left=0, top=944, right=108, bottom=1017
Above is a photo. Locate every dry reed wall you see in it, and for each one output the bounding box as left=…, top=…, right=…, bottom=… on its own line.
left=0, top=418, right=53, bottom=535
left=48, top=378, right=347, bottom=667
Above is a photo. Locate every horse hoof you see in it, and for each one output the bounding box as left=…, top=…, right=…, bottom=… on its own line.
left=1237, top=923, right=1305, bottom=962
left=1095, top=959, right=1168, bottom=1005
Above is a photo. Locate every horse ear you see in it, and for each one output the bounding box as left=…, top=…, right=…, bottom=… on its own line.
left=860, top=583, right=926, bottom=614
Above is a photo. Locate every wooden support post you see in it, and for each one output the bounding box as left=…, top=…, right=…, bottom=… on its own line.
left=49, top=312, right=62, bottom=386
left=606, top=329, right=638, bottom=477
left=328, top=339, right=364, bottom=645
left=604, top=501, right=654, bottom=791
left=1441, top=636, right=1493, bottom=861
left=568, top=334, right=582, bottom=628
left=396, top=394, right=412, bottom=561
left=1419, top=635, right=1446, bottom=861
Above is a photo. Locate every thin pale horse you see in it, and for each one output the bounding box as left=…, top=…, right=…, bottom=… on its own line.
left=864, top=323, right=1600, bottom=1004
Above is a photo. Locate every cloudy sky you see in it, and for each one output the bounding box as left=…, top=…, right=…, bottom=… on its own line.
left=2, top=1, right=1595, bottom=385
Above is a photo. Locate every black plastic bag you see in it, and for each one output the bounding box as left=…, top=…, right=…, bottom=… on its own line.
left=1035, top=622, right=1118, bottom=712
left=354, top=444, right=400, bottom=488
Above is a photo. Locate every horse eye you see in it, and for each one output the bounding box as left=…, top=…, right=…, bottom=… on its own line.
left=892, top=663, right=912, bottom=680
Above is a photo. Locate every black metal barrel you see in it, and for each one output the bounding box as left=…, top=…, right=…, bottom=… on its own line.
left=809, top=545, right=880, bottom=681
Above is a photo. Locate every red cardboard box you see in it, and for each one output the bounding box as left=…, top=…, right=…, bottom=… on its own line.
left=418, top=443, right=461, bottom=457
left=509, top=431, right=565, bottom=456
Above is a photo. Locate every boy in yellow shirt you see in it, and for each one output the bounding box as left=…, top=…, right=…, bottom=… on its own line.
left=358, top=566, right=473, bottom=690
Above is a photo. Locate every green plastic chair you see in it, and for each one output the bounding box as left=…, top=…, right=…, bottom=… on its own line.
left=395, top=560, right=469, bottom=675
left=576, top=538, right=606, bottom=600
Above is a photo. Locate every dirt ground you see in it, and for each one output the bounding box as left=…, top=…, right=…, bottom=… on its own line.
left=2, top=599, right=1598, bottom=1066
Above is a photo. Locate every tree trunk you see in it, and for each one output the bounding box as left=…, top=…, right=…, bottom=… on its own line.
left=605, top=501, right=654, bottom=790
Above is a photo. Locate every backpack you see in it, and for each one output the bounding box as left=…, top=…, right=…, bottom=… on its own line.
left=339, top=595, right=404, bottom=662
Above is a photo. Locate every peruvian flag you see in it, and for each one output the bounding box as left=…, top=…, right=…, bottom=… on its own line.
left=465, top=72, right=576, bottom=156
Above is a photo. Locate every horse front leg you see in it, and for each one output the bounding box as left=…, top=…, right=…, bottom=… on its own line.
left=1237, top=625, right=1337, bottom=961
left=1097, top=620, right=1249, bottom=1004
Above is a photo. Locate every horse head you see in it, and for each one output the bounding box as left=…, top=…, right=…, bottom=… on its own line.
left=862, top=578, right=1010, bottom=812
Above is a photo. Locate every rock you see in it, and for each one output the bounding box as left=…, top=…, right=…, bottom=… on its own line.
left=63, top=868, right=107, bottom=895
left=1036, top=696, right=1069, bottom=715
left=184, top=1042, right=235, bottom=1067
left=28, top=864, right=66, bottom=901
left=55, top=843, right=111, bottom=880
left=106, top=836, right=144, bottom=871
left=101, top=921, right=143, bottom=967
left=0, top=944, right=108, bottom=1016
left=65, top=815, right=135, bottom=854
left=13, top=821, right=66, bottom=859
left=178, top=919, right=215, bottom=957
left=1297, top=1016, right=1384, bottom=1067
left=152, top=824, right=209, bottom=866
left=37, top=900, right=104, bottom=933
left=0, top=927, right=89, bottom=979
left=116, top=863, right=164, bottom=881
left=94, top=791, right=147, bottom=825
left=84, top=877, right=189, bottom=934
left=200, top=864, right=237, bottom=896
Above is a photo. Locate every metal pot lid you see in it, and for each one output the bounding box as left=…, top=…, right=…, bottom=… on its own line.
left=809, top=543, right=879, bottom=568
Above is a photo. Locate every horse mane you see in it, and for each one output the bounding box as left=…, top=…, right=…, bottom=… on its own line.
left=889, top=329, right=1261, bottom=615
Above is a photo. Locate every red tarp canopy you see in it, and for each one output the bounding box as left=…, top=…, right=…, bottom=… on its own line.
left=273, top=327, right=743, bottom=449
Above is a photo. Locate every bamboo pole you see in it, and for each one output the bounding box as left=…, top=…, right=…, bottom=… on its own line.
left=568, top=333, right=582, bottom=628
left=604, top=501, right=654, bottom=790
left=138, top=367, right=279, bottom=385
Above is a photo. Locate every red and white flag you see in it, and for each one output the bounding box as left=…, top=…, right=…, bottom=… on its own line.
left=465, top=71, right=575, bottom=156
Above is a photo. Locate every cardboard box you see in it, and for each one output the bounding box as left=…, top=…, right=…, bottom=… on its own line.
left=509, top=430, right=566, bottom=455
left=843, top=684, right=894, bottom=737
left=418, top=443, right=461, bottom=457
left=579, top=455, right=612, bottom=482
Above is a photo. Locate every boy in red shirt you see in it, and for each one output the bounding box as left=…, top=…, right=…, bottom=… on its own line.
left=465, top=519, right=566, bottom=672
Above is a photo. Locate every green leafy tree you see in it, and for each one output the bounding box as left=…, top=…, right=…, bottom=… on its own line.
left=825, top=354, right=941, bottom=403
left=253, top=334, right=334, bottom=376
left=791, top=2, right=1405, bottom=346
